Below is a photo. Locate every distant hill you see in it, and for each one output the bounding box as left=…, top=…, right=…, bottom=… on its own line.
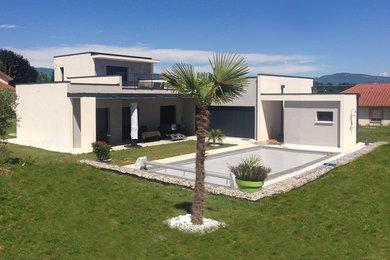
left=36, top=67, right=53, bottom=78
left=315, top=73, right=390, bottom=85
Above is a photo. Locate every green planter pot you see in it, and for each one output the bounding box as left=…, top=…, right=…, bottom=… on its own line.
left=235, top=179, right=264, bottom=193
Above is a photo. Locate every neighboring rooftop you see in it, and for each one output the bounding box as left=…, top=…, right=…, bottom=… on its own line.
left=0, top=70, right=13, bottom=81
left=53, top=51, right=160, bottom=63
left=0, top=81, right=15, bottom=90
left=0, top=70, right=15, bottom=90
left=342, top=83, right=390, bottom=107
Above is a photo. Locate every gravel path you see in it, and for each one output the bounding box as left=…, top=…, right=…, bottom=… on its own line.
left=80, top=142, right=386, bottom=202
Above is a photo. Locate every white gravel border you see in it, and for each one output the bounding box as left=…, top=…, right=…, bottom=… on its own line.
left=164, top=214, right=226, bottom=234
left=80, top=142, right=386, bottom=202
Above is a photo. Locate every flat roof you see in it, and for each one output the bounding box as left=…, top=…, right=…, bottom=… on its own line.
left=54, top=51, right=151, bottom=60
left=54, top=51, right=160, bottom=63
left=258, top=73, right=314, bottom=80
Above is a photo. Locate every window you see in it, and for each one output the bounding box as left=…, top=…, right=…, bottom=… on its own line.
left=60, top=67, right=64, bottom=81
left=106, top=66, right=128, bottom=84
left=369, top=108, right=383, bottom=123
left=317, top=111, right=333, bottom=122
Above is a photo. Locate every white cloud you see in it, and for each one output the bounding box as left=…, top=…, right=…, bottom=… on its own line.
left=4, top=44, right=318, bottom=74
left=380, top=71, right=390, bottom=77
left=0, top=24, right=17, bottom=29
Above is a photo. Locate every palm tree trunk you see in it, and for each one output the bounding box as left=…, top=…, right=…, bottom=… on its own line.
left=191, top=107, right=210, bottom=225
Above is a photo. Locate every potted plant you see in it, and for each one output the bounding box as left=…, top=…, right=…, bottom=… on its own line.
left=207, top=129, right=225, bottom=146
left=91, top=141, right=112, bottom=163
left=229, top=155, right=270, bottom=192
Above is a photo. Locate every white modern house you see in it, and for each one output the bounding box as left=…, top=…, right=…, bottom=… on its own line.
left=211, top=74, right=359, bottom=148
left=14, top=52, right=359, bottom=153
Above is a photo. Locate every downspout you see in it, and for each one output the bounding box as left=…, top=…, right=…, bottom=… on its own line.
left=356, top=93, right=360, bottom=144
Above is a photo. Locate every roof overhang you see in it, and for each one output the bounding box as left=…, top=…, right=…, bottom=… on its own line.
left=92, top=54, right=160, bottom=64
left=260, top=93, right=358, bottom=102
left=67, top=93, right=182, bottom=99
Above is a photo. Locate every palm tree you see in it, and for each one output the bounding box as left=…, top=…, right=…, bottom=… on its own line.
left=162, top=53, right=249, bottom=224
left=208, top=129, right=225, bottom=145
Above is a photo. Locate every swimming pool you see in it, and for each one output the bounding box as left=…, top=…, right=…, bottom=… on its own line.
left=148, top=146, right=337, bottom=188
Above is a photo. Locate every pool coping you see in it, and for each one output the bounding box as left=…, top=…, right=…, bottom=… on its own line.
left=147, top=145, right=338, bottom=182
left=80, top=142, right=386, bottom=201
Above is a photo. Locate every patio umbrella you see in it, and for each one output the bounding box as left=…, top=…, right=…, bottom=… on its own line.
left=130, top=102, right=138, bottom=141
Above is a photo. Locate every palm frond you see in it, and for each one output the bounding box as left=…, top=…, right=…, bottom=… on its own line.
left=209, top=52, right=250, bottom=105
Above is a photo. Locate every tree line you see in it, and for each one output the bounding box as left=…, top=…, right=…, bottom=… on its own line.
left=0, top=49, right=53, bottom=86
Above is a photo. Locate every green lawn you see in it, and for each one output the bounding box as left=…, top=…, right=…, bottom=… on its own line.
left=3, top=119, right=16, bottom=140
left=359, top=125, right=390, bottom=143
left=0, top=128, right=389, bottom=258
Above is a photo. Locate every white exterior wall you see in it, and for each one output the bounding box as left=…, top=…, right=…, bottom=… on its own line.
left=258, top=75, right=313, bottom=94
left=340, top=95, right=358, bottom=147
left=284, top=101, right=340, bottom=147
left=54, top=54, right=95, bottom=81
left=80, top=97, right=96, bottom=151
left=261, top=94, right=358, bottom=148
left=218, top=77, right=257, bottom=107
left=68, top=75, right=122, bottom=85
left=261, top=101, right=283, bottom=140
left=257, top=75, right=314, bottom=141
left=16, top=83, right=73, bottom=149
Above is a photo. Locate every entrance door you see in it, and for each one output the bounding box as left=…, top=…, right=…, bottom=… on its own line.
left=160, top=106, right=176, bottom=125
left=96, top=108, right=109, bottom=142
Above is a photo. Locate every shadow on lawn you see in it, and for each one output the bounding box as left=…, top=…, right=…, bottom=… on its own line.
left=174, top=201, right=215, bottom=214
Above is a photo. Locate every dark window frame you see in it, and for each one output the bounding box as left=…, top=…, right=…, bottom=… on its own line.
left=317, top=111, right=333, bottom=122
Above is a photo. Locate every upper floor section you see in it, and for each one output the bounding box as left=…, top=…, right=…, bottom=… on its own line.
left=54, top=52, right=163, bottom=89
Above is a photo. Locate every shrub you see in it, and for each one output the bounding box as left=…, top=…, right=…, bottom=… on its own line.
left=92, top=141, right=112, bottom=161
left=229, top=155, right=270, bottom=182
left=0, top=142, right=12, bottom=165
left=208, top=129, right=225, bottom=145
left=0, top=88, right=17, bottom=139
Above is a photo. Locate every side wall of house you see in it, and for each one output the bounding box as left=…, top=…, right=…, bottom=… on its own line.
left=217, top=77, right=257, bottom=107
left=284, top=101, right=340, bottom=147
left=384, top=108, right=390, bottom=126
left=16, top=83, right=73, bottom=148
left=54, top=54, right=95, bottom=80
left=258, top=75, right=313, bottom=94
left=340, top=95, right=358, bottom=147
left=358, top=106, right=390, bottom=126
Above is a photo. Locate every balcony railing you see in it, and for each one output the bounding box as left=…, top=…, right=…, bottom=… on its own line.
left=109, top=72, right=167, bottom=89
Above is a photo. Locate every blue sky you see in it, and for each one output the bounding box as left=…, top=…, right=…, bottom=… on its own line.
left=1, top=0, right=389, bottom=77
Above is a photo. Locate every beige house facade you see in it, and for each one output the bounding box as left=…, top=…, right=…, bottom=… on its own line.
left=14, top=52, right=358, bottom=153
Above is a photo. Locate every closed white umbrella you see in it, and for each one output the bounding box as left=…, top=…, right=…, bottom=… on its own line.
left=130, top=102, right=138, bottom=142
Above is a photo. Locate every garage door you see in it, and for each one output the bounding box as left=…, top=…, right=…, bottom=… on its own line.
left=208, top=106, right=255, bottom=139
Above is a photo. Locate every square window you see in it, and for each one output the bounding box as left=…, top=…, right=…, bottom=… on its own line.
left=317, top=111, right=333, bottom=122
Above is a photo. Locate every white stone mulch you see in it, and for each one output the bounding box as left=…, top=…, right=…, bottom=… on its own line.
left=164, top=214, right=226, bottom=234
left=80, top=141, right=386, bottom=202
